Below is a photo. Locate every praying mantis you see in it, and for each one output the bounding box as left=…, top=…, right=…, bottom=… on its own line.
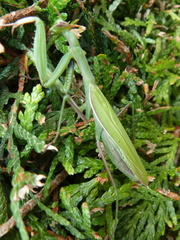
left=2, top=16, right=148, bottom=186
left=1, top=15, right=149, bottom=239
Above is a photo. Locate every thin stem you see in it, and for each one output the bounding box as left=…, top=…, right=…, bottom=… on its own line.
left=117, top=101, right=132, bottom=116
left=97, top=140, right=118, bottom=240
left=66, top=94, right=88, bottom=123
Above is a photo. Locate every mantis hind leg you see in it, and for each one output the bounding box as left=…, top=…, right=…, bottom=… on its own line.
left=97, top=140, right=119, bottom=240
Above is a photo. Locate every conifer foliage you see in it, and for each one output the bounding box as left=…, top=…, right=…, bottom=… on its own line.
left=0, top=0, right=179, bottom=239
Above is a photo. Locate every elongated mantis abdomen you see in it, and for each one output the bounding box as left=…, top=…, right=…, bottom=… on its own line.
left=89, top=84, right=148, bottom=186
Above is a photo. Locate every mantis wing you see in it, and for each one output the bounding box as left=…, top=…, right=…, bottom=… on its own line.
left=89, top=84, right=148, bottom=186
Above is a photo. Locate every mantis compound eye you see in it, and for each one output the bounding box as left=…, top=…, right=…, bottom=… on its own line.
left=55, top=21, right=67, bottom=27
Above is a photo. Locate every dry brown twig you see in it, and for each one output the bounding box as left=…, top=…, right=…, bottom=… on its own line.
left=0, top=170, right=68, bottom=238
left=0, top=0, right=48, bottom=26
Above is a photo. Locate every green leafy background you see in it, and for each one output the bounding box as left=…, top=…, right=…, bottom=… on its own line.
left=0, top=0, right=180, bottom=239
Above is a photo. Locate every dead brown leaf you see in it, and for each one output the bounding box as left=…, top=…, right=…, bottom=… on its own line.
left=96, top=176, right=108, bottom=185
left=103, top=30, right=132, bottom=64
left=157, top=188, right=180, bottom=200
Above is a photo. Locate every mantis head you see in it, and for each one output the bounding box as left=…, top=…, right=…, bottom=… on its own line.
left=50, top=19, right=86, bottom=38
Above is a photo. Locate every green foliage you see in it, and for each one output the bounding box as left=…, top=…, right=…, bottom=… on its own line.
left=0, top=59, right=20, bottom=83
left=47, top=0, right=74, bottom=24
left=26, top=214, right=57, bottom=240
left=116, top=187, right=177, bottom=240
left=0, top=179, right=8, bottom=224
left=18, top=84, right=45, bottom=132
left=14, top=121, right=45, bottom=153
left=0, top=0, right=27, bottom=11
left=0, top=0, right=180, bottom=240
left=10, top=189, right=29, bottom=240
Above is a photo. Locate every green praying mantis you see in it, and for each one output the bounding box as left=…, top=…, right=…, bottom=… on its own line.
left=2, top=16, right=148, bottom=186
left=1, top=15, right=148, bottom=238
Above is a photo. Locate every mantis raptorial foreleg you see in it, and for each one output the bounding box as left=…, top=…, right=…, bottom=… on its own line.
left=50, top=60, right=75, bottom=146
